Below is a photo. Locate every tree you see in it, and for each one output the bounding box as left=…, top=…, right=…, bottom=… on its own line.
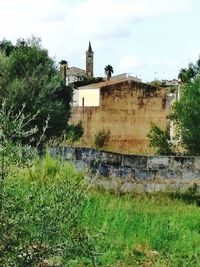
left=104, top=65, right=113, bottom=81
left=59, top=59, right=68, bottom=84
left=72, top=76, right=103, bottom=88
left=171, top=76, right=200, bottom=155
left=0, top=37, right=73, bottom=143
left=171, top=56, right=200, bottom=155
left=178, top=58, right=200, bottom=83
left=149, top=79, right=162, bottom=88
left=148, top=123, right=174, bottom=155
left=0, top=39, right=14, bottom=56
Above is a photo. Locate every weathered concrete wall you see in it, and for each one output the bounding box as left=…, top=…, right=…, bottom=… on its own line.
left=70, top=80, right=168, bottom=154
left=49, top=147, right=200, bottom=193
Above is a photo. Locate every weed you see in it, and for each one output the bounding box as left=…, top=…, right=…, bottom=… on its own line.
left=94, top=129, right=110, bottom=149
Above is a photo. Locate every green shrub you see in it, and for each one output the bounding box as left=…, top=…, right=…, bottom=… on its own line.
left=0, top=154, right=97, bottom=266
left=94, top=129, right=110, bottom=149
left=148, top=123, right=174, bottom=155
left=66, top=121, right=84, bottom=143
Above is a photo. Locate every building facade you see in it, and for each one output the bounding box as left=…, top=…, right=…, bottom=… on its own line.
left=62, top=42, right=94, bottom=85
left=86, top=41, right=93, bottom=78
left=70, top=78, right=168, bottom=154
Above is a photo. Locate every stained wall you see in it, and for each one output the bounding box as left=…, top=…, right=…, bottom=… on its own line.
left=70, top=80, right=168, bottom=154
left=49, top=147, right=200, bottom=193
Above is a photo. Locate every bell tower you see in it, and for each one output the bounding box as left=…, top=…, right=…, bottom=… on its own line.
left=86, top=41, right=93, bottom=78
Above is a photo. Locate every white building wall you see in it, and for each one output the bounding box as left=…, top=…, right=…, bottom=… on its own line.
left=66, top=75, right=79, bottom=85
left=78, top=88, right=100, bottom=107
left=72, top=89, right=79, bottom=106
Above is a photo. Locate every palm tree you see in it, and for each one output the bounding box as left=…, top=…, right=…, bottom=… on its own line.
left=59, top=60, right=68, bottom=84
left=104, top=65, right=114, bottom=81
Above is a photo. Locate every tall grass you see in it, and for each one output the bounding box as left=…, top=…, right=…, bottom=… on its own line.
left=1, top=153, right=200, bottom=266
left=83, top=192, right=200, bottom=266
left=0, top=154, right=97, bottom=266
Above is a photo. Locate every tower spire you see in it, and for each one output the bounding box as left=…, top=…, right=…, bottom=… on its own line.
left=86, top=41, right=94, bottom=78
left=88, top=41, right=92, bottom=52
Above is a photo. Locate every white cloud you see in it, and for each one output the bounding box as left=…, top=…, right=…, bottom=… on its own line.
left=147, top=59, right=179, bottom=67
left=118, top=55, right=141, bottom=72
left=0, top=0, right=190, bottom=43
left=68, top=0, right=189, bottom=40
left=0, top=0, right=192, bottom=80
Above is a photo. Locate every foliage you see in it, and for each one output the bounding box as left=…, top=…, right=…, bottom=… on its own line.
left=171, top=76, right=200, bottom=155
left=0, top=97, right=96, bottom=266
left=104, top=65, right=114, bottom=81
left=0, top=38, right=14, bottom=56
left=178, top=56, right=200, bottom=83
left=0, top=100, right=50, bottom=266
left=169, top=85, right=177, bottom=93
left=94, top=129, right=110, bottom=149
left=148, top=123, right=174, bottom=155
left=0, top=155, right=98, bottom=266
left=170, top=183, right=200, bottom=205
left=0, top=100, right=45, bottom=180
left=82, top=191, right=200, bottom=266
left=48, top=122, right=84, bottom=146
left=149, top=79, right=162, bottom=87
left=0, top=36, right=73, bottom=142
left=66, top=121, right=84, bottom=143
left=73, top=76, right=103, bottom=88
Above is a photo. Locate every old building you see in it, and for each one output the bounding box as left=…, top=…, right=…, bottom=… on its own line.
left=86, top=41, right=93, bottom=78
left=64, top=42, right=94, bottom=85
left=65, top=67, right=87, bottom=85
left=70, top=78, right=168, bottom=154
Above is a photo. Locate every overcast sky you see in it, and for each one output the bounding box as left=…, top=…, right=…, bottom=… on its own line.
left=0, top=0, right=200, bottom=82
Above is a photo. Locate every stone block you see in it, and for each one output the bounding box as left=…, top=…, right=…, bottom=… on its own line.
left=182, top=170, right=200, bottom=180
left=87, top=148, right=101, bottom=161
left=99, top=151, right=122, bottom=165
left=147, top=156, right=169, bottom=170
left=98, top=164, right=109, bottom=177
left=48, top=146, right=62, bottom=157
left=120, top=182, right=145, bottom=193
left=75, top=160, right=89, bottom=171
left=157, top=169, right=181, bottom=180
left=166, top=183, right=188, bottom=192
left=194, top=157, right=200, bottom=170
left=172, top=156, right=194, bottom=170
left=122, top=155, right=147, bottom=168
left=92, top=178, right=120, bottom=191
left=74, top=147, right=85, bottom=160
left=144, top=183, right=167, bottom=192
left=62, top=147, right=75, bottom=160
left=110, top=165, right=132, bottom=178
left=134, top=169, right=156, bottom=180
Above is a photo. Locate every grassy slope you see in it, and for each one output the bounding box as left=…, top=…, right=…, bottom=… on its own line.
left=83, top=192, right=200, bottom=266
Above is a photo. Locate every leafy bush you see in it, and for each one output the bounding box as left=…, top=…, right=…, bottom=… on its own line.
left=94, top=129, right=110, bottom=149
left=66, top=121, right=84, bottom=143
left=73, top=76, right=103, bottom=88
left=148, top=123, right=174, bottom=155
left=171, top=76, right=200, bottom=155
left=0, top=154, right=97, bottom=266
left=0, top=37, right=73, bottom=142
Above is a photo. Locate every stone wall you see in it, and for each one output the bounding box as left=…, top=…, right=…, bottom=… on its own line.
left=70, top=80, right=168, bottom=154
left=48, top=147, right=200, bottom=193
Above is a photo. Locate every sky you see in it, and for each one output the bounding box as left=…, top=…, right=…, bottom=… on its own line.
left=0, top=0, right=200, bottom=82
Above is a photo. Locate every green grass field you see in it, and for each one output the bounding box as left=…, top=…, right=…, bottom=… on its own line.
left=1, top=156, right=200, bottom=266
left=83, top=192, right=200, bottom=266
